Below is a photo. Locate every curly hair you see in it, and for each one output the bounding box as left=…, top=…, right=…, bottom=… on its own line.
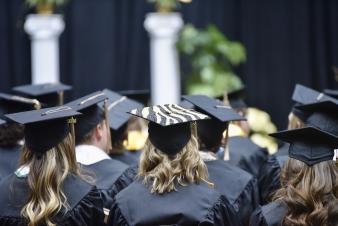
left=0, top=123, right=24, bottom=147
left=19, top=133, right=81, bottom=226
left=138, top=126, right=212, bottom=194
left=273, top=158, right=338, bottom=226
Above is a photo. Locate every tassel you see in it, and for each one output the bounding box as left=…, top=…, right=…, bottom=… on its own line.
left=68, top=117, right=77, bottom=149
left=104, top=100, right=113, bottom=151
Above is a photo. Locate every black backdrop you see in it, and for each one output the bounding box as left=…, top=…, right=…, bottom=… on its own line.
left=1, top=0, right=338, bottom=128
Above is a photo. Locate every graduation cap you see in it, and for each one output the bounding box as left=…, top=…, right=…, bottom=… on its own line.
left=270, top=127, right=338, bottom=166
left=228, top=87, right=247, bottom=109
left=66, top=91, right=107, bottom=144
left=182, top=95, right=245, bottom=150
left=296, top=101, right=338, bottom=136
left=12, top=83, right=72, bottom=107
left=0, top=93, right=41, bottom=123
left=102, top=89, right=143, bottom=131
left=291, top=84, right=337, bottom=105
left=5, top=106, right=80, bottom=155
left=324, top=89, right=338, bottom=99
left=129, top=104, right=210, bottom=155
left=118, top=90, right=150, bottom=106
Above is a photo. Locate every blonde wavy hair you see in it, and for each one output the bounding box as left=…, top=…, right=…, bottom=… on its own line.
left=19, top=133, right=81, bottom=226
left=138, top=125, right=212, bottom=194
left=273, top=158, right=338, bottom=226
left=288, top=112, right=305, bottom=129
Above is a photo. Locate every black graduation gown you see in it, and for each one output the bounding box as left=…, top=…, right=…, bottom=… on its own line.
left=109, top=150, right=141, bottom=166
left=0, top=173, right=105, bottom=226
left=0, top=145, right=21, bottom=179
left=227, top=136, right=280, bottom=205
left=108, top=179, right=241, bottom=226
left=275, top=143, right=289, bottom=157
left=249, top=201, right=287, bottom=226
left=205, top=160, right=260, bottom=226
left=258, top=155, right=281, bottom=204
left=80, top=159, right=129, bottom=208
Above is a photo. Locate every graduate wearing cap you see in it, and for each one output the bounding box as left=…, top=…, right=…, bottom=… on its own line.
left=108, top=104, right=240, bottom=226
left=0, top=106, right=105, bottom=225
left=66, top=91, right=129, bottom=209
left=218, top=89, right=279, bottom=205
left=250, top=127, right=338, bottom=226
left=12, top=82, right=72, bottom=107
left=102, top=89, right=143, bottom=165
left=0, top=93, right=41, bottom=180
left=183, top=95, right=260, bottom=226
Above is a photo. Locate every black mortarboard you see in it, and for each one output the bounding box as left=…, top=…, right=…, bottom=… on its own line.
left=296, top=101, right=338, bottom=136
left=129, top=104, right=210, bottom=155
left=182, top=95, right=245, bottom=150
left=182, top=95, right=246, bottom=123
left=66, top=91, right=107, bottom=143
left=228, top=87, right=247, bottom=109
left=324, top=89, right=338, bottom=99
left=5, top=106, right=80, bottom=154
left=118, top=90, right=150, bottom=106
left=102, top=89, right=143, bottom=131
left=12, top=83, right=72, bottom=107
left=291, top=84, right=338, bottom=105
left=270, top=127, right=338, bottom=166
left=0, top=93, right=41, bottom=123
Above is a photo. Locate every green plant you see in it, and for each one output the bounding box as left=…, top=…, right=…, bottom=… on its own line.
left=26, top=0, right=68, bottom=8
left=147, top=0, right=191, bottom=12
left=177, top=24, right=246, bottom=97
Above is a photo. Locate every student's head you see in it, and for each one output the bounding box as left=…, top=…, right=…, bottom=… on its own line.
left=274, top=158, right=338, bottom=226
left=66, top=92, right=110, bottom=152
left=139, top=122, right=210, bottom=194
left=131, top=104, right=212, bottom=194
left=110, top=123, right=128, bottom=155
left=271, top=127, right=338, bottom=226
left=6, top=107, right=81, bottom=226
left=77, top=117, right=110, bottom=152
left=197, top=119, right=228, bottom=153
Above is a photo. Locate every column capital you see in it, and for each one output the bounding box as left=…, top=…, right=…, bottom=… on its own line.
left=144, top=12, right=183, bottom=38
left=24, top=14, right=65, bottom=40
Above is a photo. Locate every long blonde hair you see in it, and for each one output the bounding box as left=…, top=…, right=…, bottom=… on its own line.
left=273, top=158, right=338, bottom=226
left=19, top=133, right=80, bottom=226
left=288, top=112, right=305, bottom=129
left=138, top=126, right=212, bottom=194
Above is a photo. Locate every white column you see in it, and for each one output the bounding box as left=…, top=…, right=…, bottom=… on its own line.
left=24, top=14, right=65, bottom=84
left=144, top=13, right=183, bottom=105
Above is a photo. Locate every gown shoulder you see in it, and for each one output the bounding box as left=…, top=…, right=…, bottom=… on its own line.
left=109, top=179, right=240, bottom=226
left=0, top=174, right=105, bottom=226
left=249, top=201, right=287, bottom=226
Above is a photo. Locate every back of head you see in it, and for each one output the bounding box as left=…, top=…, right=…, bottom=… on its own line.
left=19, top=133, right=80, bottom=226
left=138, top=129, right=211, bottom=194
left=273, top=158, right=338, bottom=226
left=197, top=119, right=228, bottom=152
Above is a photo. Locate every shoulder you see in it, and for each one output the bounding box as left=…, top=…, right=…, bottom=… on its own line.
left=250, top=201, right=286, bottom=226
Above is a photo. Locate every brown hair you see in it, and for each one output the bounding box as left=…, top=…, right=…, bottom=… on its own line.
left=138, top=125, right=212, bottom=194
left=273, top=158, right=338, bottom=226
left=0, top=123, right=24, bottom=147
left=19, top=133, right=81, bottom=226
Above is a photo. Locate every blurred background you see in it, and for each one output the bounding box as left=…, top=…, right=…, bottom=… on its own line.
left=1, top=0, right=338, bottom=129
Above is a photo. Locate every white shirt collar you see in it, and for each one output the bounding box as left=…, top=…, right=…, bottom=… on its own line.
left=76, top=144, right=111, bottom=165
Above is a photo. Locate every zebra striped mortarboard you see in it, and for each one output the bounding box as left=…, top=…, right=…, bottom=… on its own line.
left=129, top=104, right=210, bottom=126
left=129, top=104, right=210, bottom=155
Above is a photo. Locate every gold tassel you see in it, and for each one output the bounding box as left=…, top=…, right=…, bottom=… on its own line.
left=104, top=100, right=112, bottom=152
left=58, top=91, right=64, bottom=106
left=68, top=117, right=77, bottom=149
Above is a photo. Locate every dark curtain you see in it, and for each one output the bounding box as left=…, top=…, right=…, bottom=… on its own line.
left=0, top=0, right=338, bottom=128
